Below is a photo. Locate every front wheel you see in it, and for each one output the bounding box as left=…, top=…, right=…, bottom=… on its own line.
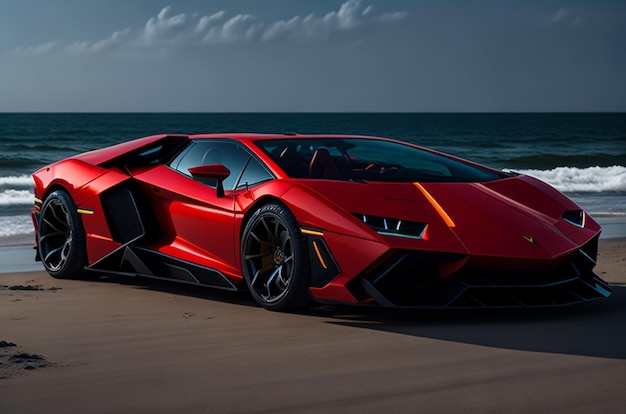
left=241, top=203, right=313, bottom=311
left=38, top=190, right=89, bottom=279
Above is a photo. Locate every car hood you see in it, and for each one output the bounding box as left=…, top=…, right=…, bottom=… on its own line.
left=298, top=176, right=600, bottom=263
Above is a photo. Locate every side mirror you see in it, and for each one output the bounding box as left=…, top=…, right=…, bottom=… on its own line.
left=188, top=164, right=230, bottom=197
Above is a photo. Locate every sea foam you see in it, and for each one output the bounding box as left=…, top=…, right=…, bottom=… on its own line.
left=509, top=165, right=626, bottom=193
left=0, top=175, right=34, bottom=206
left=0, top=189, right=33, bottom=206
left=0, top=175, right=33, bottom=187
left=0, top=215, right=34, bottom=237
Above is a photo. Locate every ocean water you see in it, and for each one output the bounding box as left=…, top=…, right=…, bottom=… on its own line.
left=1, top=113, right=624, bottom=238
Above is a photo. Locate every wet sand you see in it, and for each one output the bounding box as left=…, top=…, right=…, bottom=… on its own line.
left=1, top=239, right=625, bottom=413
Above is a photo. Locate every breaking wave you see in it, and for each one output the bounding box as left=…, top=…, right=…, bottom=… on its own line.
left=0, top=189, right=33, bottom=206
left=0, top=175, right=34, bottom=207
left=0, top=175, right=33, bottom=187
left=0, top=215, right=34, bottom=237
left=509, top=165, right=626, bottom=193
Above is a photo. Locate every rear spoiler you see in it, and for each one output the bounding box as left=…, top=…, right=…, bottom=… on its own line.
left=72, top=134, right=189, bottom=167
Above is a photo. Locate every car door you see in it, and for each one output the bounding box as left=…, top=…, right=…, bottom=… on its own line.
left=133, top=140, right=256, bottom=273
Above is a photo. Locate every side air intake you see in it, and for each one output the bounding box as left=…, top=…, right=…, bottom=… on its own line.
left=100, top=186, right=145, bottom=244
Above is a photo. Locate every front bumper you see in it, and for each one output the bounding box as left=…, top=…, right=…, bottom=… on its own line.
left=346, top=238, right=611, bottom=308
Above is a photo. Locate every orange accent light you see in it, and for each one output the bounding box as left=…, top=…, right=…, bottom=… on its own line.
left=312, top=241, right=328, bottom=269
left=413, top=183, right=455, bottom=228
left=301, top=228, right=324, bottom=236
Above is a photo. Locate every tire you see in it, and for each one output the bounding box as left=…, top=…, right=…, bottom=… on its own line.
left=241, top=203, right=313, bottom=311
left=38, top=190, right=89, bottom=279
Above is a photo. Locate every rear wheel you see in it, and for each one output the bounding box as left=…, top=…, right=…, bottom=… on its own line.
left=241, top=203, right=313, bottom=311
left=38, top=190, right=89, bottom=279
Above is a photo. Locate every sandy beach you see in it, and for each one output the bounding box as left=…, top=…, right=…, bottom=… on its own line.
left=1, top=238, right=625, bottom=413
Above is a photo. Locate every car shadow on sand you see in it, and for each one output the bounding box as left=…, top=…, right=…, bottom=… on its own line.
left=307, top=285, right=626, bottom=360
left=96, top=274, right=261, bottom=307
left=98, top=274, right=626, bottom=360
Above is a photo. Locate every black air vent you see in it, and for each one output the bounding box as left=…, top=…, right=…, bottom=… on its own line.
left=100, top=186, right=145, bottom=244
left=353, top=213, right=427, bottom=239
left=348, top=247, right=611, bottom=308
left=562, top=210, right=584, bottom=227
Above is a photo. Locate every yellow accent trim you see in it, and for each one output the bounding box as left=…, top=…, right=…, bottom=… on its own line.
left=413, top=182, right=455, bottom=228
left=34, top=197, right=43, bottom=205
left=76, top=208, right=94, bottom=215
left=312, top=241, right=328, bottom=269
left=301, top=228, right=324, bottom=237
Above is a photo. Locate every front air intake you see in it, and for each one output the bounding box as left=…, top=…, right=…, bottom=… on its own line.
left=349, top=247, right=611, bottom=308
left=353, top=213, right=427, bottom=239
left=562, top=210, right=585, bottom=228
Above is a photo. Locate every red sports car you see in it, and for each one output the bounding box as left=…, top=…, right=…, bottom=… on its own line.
left=32, top=133, right=611, bottom=310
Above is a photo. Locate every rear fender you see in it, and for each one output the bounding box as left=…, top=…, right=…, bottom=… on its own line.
left=33, top=159, right=109, bottom=203
left=35, top=161, right=137, bottom=265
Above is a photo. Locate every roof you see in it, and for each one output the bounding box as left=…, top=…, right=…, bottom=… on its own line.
left=188, top=133, right=382, bottom=141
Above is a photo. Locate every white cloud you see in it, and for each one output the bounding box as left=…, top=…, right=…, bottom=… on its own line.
left=204, top=14, right=261, bottom=44
left=65, top=29, right=130, bottom=54
left=8, top=42, right=57, bottom=57
left=378, top=11, right=408, bottom=23
left=7, top=1, right=408, bottom=57
left=551, top=8, right=569, bottom=23
left=260, top=0, right=406, bottom=42
left=143, top=6, right=187, bottom=44
left=331, top=0, right=364, bottom=30
left=549, top=8, right=583, bottom=27
left=195, top=11, right=226, bottom=33
left=262, top=16, right=303, bottom=42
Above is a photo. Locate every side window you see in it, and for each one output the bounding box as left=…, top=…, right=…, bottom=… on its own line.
left=170, top=140, right=261, bottom=190
left=171, top=143, right=208, bottom=176
left=217, top=144, right=250, bottom=190
left=236, top=158, right=273, bottom=189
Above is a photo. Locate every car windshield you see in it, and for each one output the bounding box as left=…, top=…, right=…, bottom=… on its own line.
left=255, top=138, right=504, bottom=183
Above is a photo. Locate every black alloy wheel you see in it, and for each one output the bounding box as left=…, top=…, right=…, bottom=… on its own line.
left=241, top=203, right=312, bottom=311
left=38, top=190, right=88, bottom=279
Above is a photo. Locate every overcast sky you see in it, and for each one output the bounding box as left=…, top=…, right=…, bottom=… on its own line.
left=1, top=0, right=624, bottom=112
